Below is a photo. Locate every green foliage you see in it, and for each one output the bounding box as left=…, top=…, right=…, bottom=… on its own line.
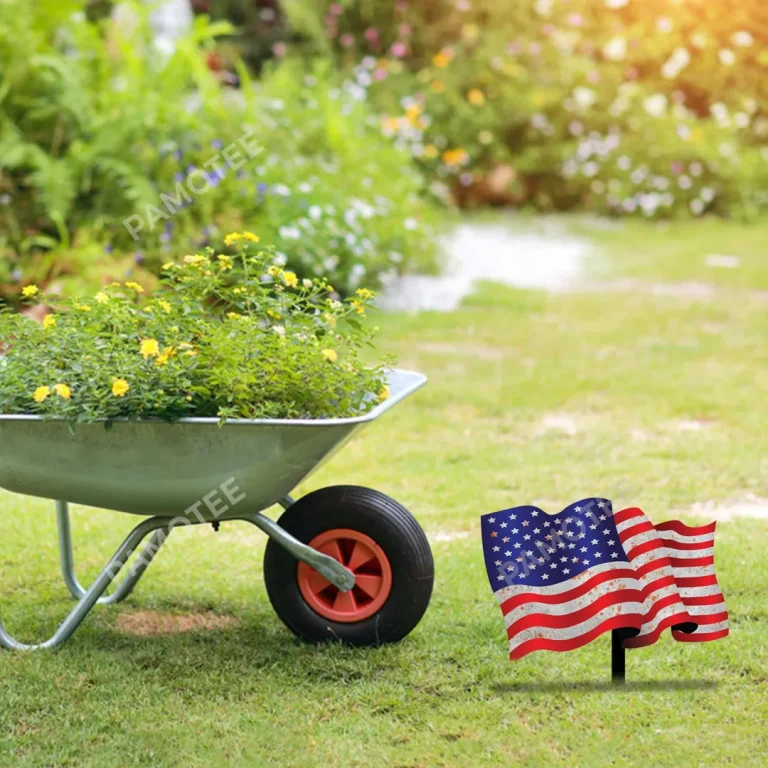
left=0, top=235, right=388, bottom=422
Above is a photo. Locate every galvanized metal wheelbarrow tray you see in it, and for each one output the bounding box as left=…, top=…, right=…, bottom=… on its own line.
left=0, top=369, right=428, bottom=651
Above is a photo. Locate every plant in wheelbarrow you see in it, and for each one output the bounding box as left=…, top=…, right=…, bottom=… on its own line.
left=0, top=234, right=433, bottom=651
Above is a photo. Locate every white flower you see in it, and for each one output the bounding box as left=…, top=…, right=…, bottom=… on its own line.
left=734, top=112, right=750, bottom=129
left=573, top=86, right=597, bottom=109
left=661, top=47, right=691, bottom=79
left=689, top=162, right=703, bottom=177
left=302, top=279, right=313, bottom=289
left=643, top=93, right=668, bottom=118
left=404, top=218, right=418, bottom=231
left=678, top=175, right=693, bottom=190
left=617, top=155, right=632, bottom=171
left=309, top=205, right=323, bottom=220
left=605, top=0, right=629, bottom=7
left=718, top=49, right=736, bottom=66
left=272, top=325, right=286, bottom=337
left=534, top=0, right=553, bottom=17
left=690, top=199, right=705, bottom=215
left=732, top=31, right=753, bottom=48
left=657, top=17, right=673, bottom=34
left=279, top=226, right=301, bottom=240
left=602, top=37, right=626, bottom=61
left=701, top=187, right=716, bottom=203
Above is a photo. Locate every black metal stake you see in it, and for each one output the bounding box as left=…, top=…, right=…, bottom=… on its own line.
left=611, top=629, right=626, bottom=683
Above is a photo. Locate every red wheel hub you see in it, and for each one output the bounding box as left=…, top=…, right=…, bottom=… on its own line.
left=297, top=528, right=393, bottom=623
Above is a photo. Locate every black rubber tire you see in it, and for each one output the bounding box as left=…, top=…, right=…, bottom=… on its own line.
left=263, top=485, right=434, bottom=646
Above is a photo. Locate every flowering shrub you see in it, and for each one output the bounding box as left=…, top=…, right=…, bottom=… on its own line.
left=273, top=0, right=768, bottom=218
left=0, top=235, right=389, bottom=423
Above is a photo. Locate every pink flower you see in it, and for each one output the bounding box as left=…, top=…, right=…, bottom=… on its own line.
left=671, top=162, right=683, bottom=175
left=340, top=34, right=354, bottom=48
left=507, top=41, right=522, bottom=55
left=272, top=42, right=287, bottom=58
left=395, top=1, right=408, bottom=11
left=587, top=70, right=600, bottom=83
left=365, top=28, right=379, bottom=41
left=541, top=24, right=555, bottom=37
left=568, top=13, right=584, bottom=27
left=528, top=41, right=542, bottom=56
left=330, top=3, right=343, bottom=15
left=399, top=24, right=412, bottom=37
left=391, top=41, right=408, bottom=58
left=374, top=68, right=388, bottom=81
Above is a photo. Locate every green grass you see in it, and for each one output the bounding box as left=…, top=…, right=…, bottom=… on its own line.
left=2, top=217, right=768, bottom=766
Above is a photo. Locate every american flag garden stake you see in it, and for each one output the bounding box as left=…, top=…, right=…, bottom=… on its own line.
left=481, top=498, right=728, bottom=683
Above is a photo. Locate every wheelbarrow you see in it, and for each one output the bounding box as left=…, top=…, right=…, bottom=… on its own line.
left=0, top=369, right=433, bottom=651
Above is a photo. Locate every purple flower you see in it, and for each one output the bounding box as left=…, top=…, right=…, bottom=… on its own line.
left=174, top=172, right=184, bottom=182
left=134, top=252, right=144, bottom=264
left=257, top=182, right=268, bottom=194
left=11, top=269, right=22, bottom=282
left=104, top=244, right=114, bottom=254
left=211, top=139, right=223, bottom=150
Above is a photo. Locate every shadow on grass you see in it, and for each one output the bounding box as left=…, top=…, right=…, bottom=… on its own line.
left=493, top=680, right=719, bottom=694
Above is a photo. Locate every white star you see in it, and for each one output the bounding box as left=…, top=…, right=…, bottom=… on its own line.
left=524, top=534, right=531, bottom=540
left=530, top=564, right=537, bottom=570
left=610, top=552, right=619, bottom=559
left=579, top=533, right=586, bottom=539
left=607, top=539, right=615, bottom=546
left=554, top=518, right=561, bottom=524
left=502, top=536, right=510, bottom=543
left=572, top=557, right=579, bottom=563
left=538, top=557, right=545, bottom=564
left=504, top=551, right=512, bottom=557
left=591, top=539, right=599, bottom=545
left=599, top=515, right=606, bottom=521
left=494, top=560, right=502, bottom=566
left=497, top=575, right=505, bottom=581
left=583, top=559, right=590, bottom=565
left=558, top=543, right=566, bottom=549
left=590, top=524, right=597, bottom=530
left=550, top=563, right=557, bottom=569
left=488, top=517, right=496, bottom=523
left=507, top=565, right=515, bottom=572
left=519, top=572, right=527, bottom=579
left=531, top=511, right=539, bottom=517
left=510, top=514, right=517, bottom=520
left=533, top=528, right=541, bottom=534
left=526, top=550, right=533, bottom=557
left=603, top=529, right=610, bottom=535
left=522, top=521, right=530, bottom=527
left=547, top=547, right=555, bottom=554
left=593, top=552, right=602, bottom=558
left=511, top=528, right=519, bottom=534
left=500, top=522, right=507, bottom=528
left=543, top=521, right=551, bottom=528
left=563, top=568, right=570, bottom=574
left=514, top=543, right=521, bottom=549
left=493, top=546, right=500, bottom=552
left=560, top=557, right=568, bottom=563
left=568, top=543, right=576, bottom=550
left=597, top=502, right=605, bottom=509
left=542, top=574, right=549, bottom=580
left=580, top=547, right=588, bottom=552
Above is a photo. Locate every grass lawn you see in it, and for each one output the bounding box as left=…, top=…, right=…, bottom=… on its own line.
left=1, top=216, right=767, bottom=766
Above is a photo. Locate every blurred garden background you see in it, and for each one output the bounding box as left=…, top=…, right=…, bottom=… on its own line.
left=1, top=0, right=767, bottom=300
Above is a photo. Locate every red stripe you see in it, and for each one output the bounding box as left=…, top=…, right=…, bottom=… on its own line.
left=659, top=538, right=714, bottom=551
left=499, top=568, right=639, bottom=613
left=682, top=593, right=725, bottom=606
left=619, top=521, right=654, bottom=542
left=655, top=519, right=716, bottom=536
left=674, top=574, right=718, bottom=588
left=510, top=614, right=645, bottom=660
left=685, top=611, right=728, bottom=626
left=506, top=590, right=645, bottom=636
left=613, top=507, right=646, bottom=526
left=625, top=538, right=665, bottom=560
left=673, top=628, right=729, bottom=643
left=624, top=603, right=695, bottom=648
left=634, top=557, right=672, bottom=580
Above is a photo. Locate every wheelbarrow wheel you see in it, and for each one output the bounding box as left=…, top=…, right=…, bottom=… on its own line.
left=263, top=485, right=434, bottom=646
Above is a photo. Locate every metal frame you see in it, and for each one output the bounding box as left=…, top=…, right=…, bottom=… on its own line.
left=0, top=496, right=355, bottom=652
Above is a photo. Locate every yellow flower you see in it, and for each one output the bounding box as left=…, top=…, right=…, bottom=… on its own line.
left=433, top=48, right=453, bottom=68
left=95, top=292, right=109, bottom=304
left=33, top=385, right=50, bottom=403
left=242, top=231, right=260, bottom=242
left=430, top=80, right=445, bottom=94
left=224, top=232, right=242, bottom=246
left=267, top=265, right=282, bottom=277
left=183, top=254, right=206, bottom=266
left=467, top=88, right=486, bottom=106
left=157, top=300, right=171, bottom=313
left=424, top=144, right=439, bottom=159
left=162, top=262, right=175, bottom=270
left=226, top=312, right=242, bottom=320
left=232, top=287, right=245, bottom=295
left=140, top=338, right=160, bottom=359
left=282, top=271, right=298, bottom=288
left=322, top=349, right=338, bottom=363
left=381, top=116, right=401, bottom=133
left=43, top=315, right=57, bottom=330
left=22, top=285, right=40, bottom=298
left=351, top=299, right=366, bottom=316
left=323, top=312, right=337, bottom=328
left=378, top=385, right=391, bottom=403
left=217, top=255, right=233, bottom=270
left=155, top=353, right=170, bottom=367
left=405, top=104, right=422, bottom=126
left=76, top=304, right=91, bottom=312
left=356, top=288, right=375, bottom=300
left=532, top=90, right=547, bottom=107
left=125, top=281, right=144, bottom=293
left=442, top=148, right=469, bottom=167
left=111, top=379, right=129, bottom=397
left=53, top=384, right=71, bottom=400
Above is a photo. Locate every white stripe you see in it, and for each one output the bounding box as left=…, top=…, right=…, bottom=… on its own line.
left=683, top=602, right=727, bottom=617
left=670, top=564, right=715, bottom=579
left=622, top=528, right=661, bottom=553
left=658, top=530, right=714, bottom=545
left=509, top=602, right=646, bottom=652
left=630, top=549, right=671, bottom=569
left=683, top=619, right=729, bottom=635
left=680, top=584, right=722, bottom=598
left=634, top=601, right=689, bottom=637
left=494, top=561, right=632, bottom=602
left=503, top=578, right=643, bottom=627
left=663, top=546, right=713, bottom=560
left=616, top=515, right=649, bottom=534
